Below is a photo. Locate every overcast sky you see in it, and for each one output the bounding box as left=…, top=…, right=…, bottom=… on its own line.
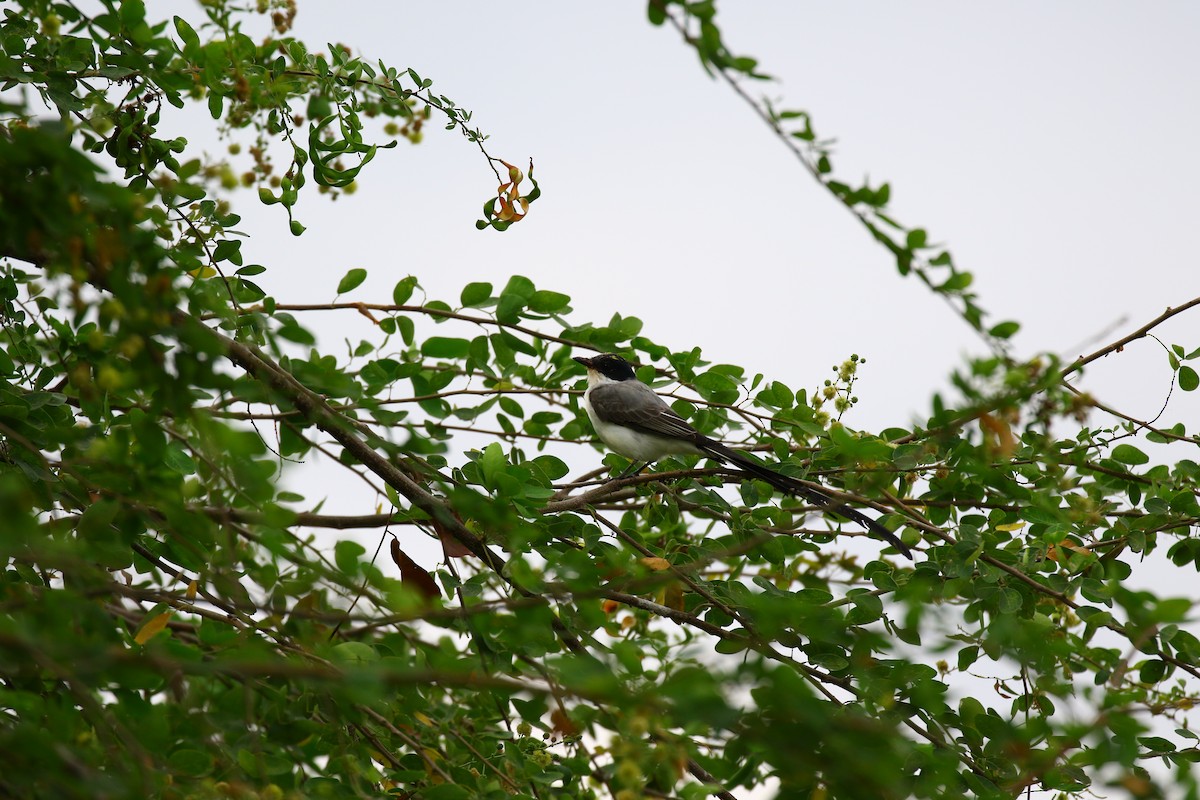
left=132, top=4, right=1200, bottom=761
left=152, top=3, right=1200, bottom=570
left=208, top=2, right=1200, bottom=437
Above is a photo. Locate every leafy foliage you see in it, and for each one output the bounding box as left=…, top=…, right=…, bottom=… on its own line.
left=2, top=2, right=1200, bottom=799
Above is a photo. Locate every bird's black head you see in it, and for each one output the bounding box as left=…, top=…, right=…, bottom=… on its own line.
left=573, top=353, right=638, bottom=382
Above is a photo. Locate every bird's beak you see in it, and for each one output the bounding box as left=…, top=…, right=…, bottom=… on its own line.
left=573, top=356, right=593, bottom=368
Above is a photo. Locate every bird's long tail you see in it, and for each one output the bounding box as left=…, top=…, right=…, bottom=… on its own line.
left=698, top=440, right=913, bottom=559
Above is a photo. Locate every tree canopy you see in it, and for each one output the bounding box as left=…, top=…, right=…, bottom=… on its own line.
left=2, top=2, right=1199, bottom=799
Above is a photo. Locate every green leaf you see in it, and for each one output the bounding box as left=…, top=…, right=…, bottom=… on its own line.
left=174, top=183, right=206, bottom=202
left=211, top=239, right=242, bottom=265
left=478, top=442, right=507, bottom=490
left=421, top=337, right=471, bottom=359
left=163, top=442, right=196, bottom=475
left=468, top=335, right=490, bottom=367
left=495, top=293, right=526, bottom=324
left=334, top=540, right=365, bottom=574
left=846, top=592, right=883, bottom=624
left=988, top=321, right=1020, bottom=339
left=336, top=268, right=367, bottom=294
left=173, top=16, right=199, bottom=48
left=498, top=396, right=524, bottom=418
left=940, top=272, right=973, bottom=292
left=1179, top=365, right=1199, bottom=392
left=1138, top=659, right=1167, bottom=683
left=532, top=455, right=569, bottom=480
left=1138, top=736, right=1176, bottom=755
left=957, top=645, right=979, bottom=672
left=460, top=282, right=492, bottom=307
left=119, top=0, right=146, bottom=27
left=392, top=276, right=417, bottom=305
left=277, top=319, right=315, bottom=345
left=997, top=588, right=1023, bottom=614
left=501, top=274, right=535, bottom=301
left=168, top=749, right=213, bottom=777
left=692, top=371, right=739, bottom=404
left=398, top=316, right=415, bottom=345
left=1154, top=597, right=1191, bottom=623
left=1111, top=444, right=1149, bottom=465
left=529, top=290, right=570, bottom=314
left=331, top=641, right=378, bottom=664
left=497, top=330, right=537, bottom=356
left=207, top=90, right=223, bottom=119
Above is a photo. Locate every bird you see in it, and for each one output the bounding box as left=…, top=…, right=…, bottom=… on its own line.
left=573, top=353, right=913, bottom=559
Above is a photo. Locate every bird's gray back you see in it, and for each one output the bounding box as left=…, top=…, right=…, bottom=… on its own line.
left=588, top=381, right=700, bottom=443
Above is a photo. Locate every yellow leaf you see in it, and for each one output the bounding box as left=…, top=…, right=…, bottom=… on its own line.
left=423, top=746, right=445, bottom=783
left=134, top=611, right=172, bottom=645
left=979, top=412, right=1017, bottom=458
left=501, top=160, right=523, bottom=183
left=640, top=557, right=671, bottom=571
left=413, top=711, right=435, bottom=727
left=995, top=522, right=1025, bottom=532
left=662, top=584, right=685, bottom=612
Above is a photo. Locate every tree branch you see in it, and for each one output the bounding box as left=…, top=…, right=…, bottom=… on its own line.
left=1061, top=295, right=1200, bottom=378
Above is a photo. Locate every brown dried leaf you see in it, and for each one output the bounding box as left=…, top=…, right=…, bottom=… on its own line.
left=432, top=512, right=473, bottom=559
left=391, top=537, right=441, bottom=600
left=550, top=708, right=578, bottom=736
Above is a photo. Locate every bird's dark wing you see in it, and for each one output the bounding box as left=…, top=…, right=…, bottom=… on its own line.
left=588, top=382, right=701, bottom=443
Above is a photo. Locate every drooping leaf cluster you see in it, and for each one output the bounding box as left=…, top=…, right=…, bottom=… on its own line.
left=2, top=2, right=1200, bottom=799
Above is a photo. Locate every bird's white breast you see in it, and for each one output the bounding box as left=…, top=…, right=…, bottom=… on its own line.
left=582, top=386, right=701, bottom=462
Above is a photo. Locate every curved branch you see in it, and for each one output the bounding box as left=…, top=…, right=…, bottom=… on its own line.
left=1061, top=295, right=1200, bottom=378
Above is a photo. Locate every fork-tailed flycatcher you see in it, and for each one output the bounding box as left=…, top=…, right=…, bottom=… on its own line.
left=574, top=353, right=912, bottom=559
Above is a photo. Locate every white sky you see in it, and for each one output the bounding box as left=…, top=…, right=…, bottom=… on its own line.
left=221, top=1, right=1199, bottom=441
left=159, top=1, right=1200, bottom=575
left=81, top=5, right=1198, bottom=786
left=134, top=3, right=1200, bottom=774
